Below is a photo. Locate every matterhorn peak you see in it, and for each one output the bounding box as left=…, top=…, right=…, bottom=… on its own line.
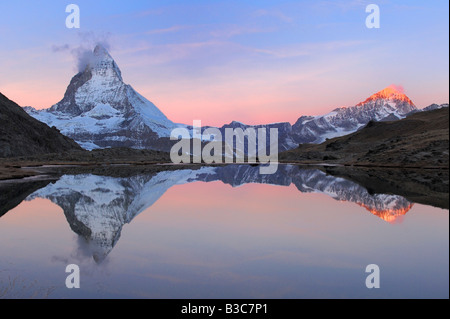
left=25, top=43, right=176, bottom=150
left=357, top=85, right=415, bottom=106
left=91, top=44, right=114, bottom=66
left=93, top=43, right=110, bottom=56
left=84, top=44, right=123, bottom=82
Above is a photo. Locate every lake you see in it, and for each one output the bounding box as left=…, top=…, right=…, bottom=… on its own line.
left=0, top=164, right=448, bottom=299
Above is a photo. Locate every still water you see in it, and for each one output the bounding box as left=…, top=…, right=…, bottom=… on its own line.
left=0, top=165, right=448, bottom=298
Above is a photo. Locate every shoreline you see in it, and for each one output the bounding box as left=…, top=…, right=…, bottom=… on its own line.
left=1, top=160, right=448, bottom=182
left=0, top=160, right=448, bottom=211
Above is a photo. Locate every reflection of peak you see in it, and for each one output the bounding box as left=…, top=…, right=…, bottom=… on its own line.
left=27, top=169, right=215, bottom=262
left=28, top=174, right=149, bottom=262
left=284, top=168, right=414, bottom=223
left=360, top=203, right=414, bottom=224
left=197, top=165, right=415, bottom=223
left=26, top=165, right=416, bottom=260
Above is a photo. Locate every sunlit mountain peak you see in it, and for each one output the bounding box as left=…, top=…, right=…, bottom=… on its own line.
left=357, top=85, right=415, bottom=107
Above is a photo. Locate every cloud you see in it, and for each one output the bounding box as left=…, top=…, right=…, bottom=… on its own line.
left=77, top=31, right=111, bottom=50
left=135, top=8, right=164, bottom=17
left=253, top=9, right=293, bottom=23
left=254, top=40, right=368, bottom=58
left=314, top=0, right=371, bottom=12
left=51, top=44, right=70, bottom=53
left=146, top=25, right=189, bottom=35
left=114, top=40, right=242, bottom=68
left=210, top=25, right=276, bottom=38
left=51, top=31, right=112, bottom=72
left=71, top=47, right=96, bottom=73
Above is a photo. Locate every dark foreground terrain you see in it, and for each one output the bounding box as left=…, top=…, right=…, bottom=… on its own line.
left=0, top=148, right=172, bottom=180
left=317, top=165, right=449, bottom=210
left=0, top=92, right=82, bottom=158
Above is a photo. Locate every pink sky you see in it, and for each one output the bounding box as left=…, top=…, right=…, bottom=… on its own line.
left=2, top=50, right=448, bottom=127
left=0, top=1, right=448, bottom=127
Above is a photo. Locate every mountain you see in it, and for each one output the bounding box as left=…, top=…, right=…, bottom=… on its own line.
left=0, top=92, right=82, bottom=158
left=27, top=168, right=216, bottom=262
left=195, top=86, right=420, bottom=153
left=25, top=45, right=176, bottom=151
left=280, top=107, right=449, bottom=168
left=25, top=165, right=414, bottom=261
left=290, top=86, right=418, bottom=144
left=196, top=121, right=298, bottom=153
left=422, top=103, right=449, bottom=112
left=21, top=45, right=435, bottom=154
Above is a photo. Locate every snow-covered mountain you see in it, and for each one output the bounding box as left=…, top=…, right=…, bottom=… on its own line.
left=196, top=86, right=420, bottom=151
left=25, top=45, right=176, bottom=150
left=199, top=121, right=298, bottom=153
left=422, top=103, right=449, bottom=112
left=26, top=165, right=413, bottom=261
left=290, top=86, right=418, bottom=144
left=27, top=168, right=216, bottom=262
left=22, top=44, right=433, bottom=152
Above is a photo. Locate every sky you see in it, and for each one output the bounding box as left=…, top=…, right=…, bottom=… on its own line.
left=0, top=0, right=448, bottom=126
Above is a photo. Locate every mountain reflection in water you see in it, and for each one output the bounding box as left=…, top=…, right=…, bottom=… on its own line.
left=15, top=165, right=415, bottom=262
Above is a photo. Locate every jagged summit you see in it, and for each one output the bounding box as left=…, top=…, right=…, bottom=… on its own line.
left=88, top=44, right=123, bottom=81
left=291, top=85, right=418, bottom=144
left=93, top=43, right=110, bottom=57
left=357, top=86, right=415, bottom=106
left=50, top=45, right=127, bottom=115
left=23, top=45, right=430, bottom=153
left=26, top=44, right=176, bottom=150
